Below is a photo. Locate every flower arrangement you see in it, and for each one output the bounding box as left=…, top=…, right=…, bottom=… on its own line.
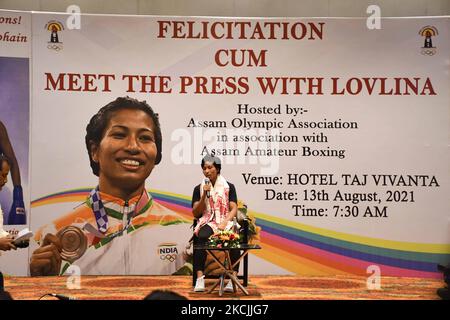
left=208, top=230, right=241, bottom=248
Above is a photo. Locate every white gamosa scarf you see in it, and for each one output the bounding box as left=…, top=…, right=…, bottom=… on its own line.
left=194, top=175, right=231, bottom=235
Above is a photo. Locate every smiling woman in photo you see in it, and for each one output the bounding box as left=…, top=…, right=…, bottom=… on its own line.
left=30, top=97, right=191, bottom=276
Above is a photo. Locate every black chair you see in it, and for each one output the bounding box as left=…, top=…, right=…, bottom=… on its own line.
left=192, top=218, right=250, bottom=287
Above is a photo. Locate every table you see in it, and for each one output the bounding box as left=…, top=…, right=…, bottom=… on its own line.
left=194, top=244, right=261, bottom=296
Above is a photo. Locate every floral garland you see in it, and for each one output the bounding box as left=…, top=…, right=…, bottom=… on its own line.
left=208, top=230, right=241, bottom=248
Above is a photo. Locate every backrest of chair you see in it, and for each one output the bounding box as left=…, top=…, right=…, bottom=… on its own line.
left=240, top=219, right=249, bottom=244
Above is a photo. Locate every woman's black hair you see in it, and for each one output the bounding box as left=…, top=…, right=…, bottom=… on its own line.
left=85, top=96, right=162, bottom=176
left=201, top=154, right=221, bottom=174
left=143, top=289, right=187, bottom=300
left=0, top=155, right=10, bottom=167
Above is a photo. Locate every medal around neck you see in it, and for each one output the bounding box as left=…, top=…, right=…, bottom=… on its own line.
left=56, top=226, right=87, bottom=263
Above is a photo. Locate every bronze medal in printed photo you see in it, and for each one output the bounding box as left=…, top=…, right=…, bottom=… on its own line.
left=56, top=226, right=87, bottom=263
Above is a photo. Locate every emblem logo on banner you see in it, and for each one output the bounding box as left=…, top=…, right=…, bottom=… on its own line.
left=419, top=26, right=438, bottom=56
left=45, top=20, right=64, bottom=51
left=158, top=243, right=179, bottom=262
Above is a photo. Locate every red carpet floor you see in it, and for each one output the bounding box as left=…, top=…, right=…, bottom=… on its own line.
left=3, top=275, right=445, bottom=300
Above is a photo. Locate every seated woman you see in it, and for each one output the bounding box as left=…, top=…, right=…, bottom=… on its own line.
left=191, top=155, right=240, bottom=292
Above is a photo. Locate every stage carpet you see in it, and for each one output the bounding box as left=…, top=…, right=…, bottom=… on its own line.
left=3, top=275, right=444, bottom=300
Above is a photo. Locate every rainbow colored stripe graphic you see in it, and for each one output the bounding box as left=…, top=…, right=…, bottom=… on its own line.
left=32, top=188, right=449, bottom=279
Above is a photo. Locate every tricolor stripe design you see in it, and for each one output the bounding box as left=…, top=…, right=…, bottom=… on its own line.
left=32, top=188, right=449, bottom=278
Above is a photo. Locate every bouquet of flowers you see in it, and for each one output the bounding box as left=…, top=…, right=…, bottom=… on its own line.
left=208, top=230, right=241, bottom=248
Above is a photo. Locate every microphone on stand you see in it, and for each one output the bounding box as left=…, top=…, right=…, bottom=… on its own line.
left=204, top=178, right=210, bottom=198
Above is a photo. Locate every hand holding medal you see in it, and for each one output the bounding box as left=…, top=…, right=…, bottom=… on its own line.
left=30, top=233, right=62, bottom=276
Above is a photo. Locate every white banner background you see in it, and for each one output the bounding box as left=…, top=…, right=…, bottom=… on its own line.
left=1, top=11, right=449, bottom=276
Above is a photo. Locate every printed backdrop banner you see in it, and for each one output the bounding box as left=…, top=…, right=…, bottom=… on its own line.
left=0, top=10, right=31, bottom=276
left=2, top=11, right=450, bottom=277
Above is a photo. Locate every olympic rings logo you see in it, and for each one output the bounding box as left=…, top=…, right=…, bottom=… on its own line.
left=47, top=44, right=63, bottom=51
left=160, top=254, right=177, bottom=262
left=421, top=48, right=436, bottom=56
